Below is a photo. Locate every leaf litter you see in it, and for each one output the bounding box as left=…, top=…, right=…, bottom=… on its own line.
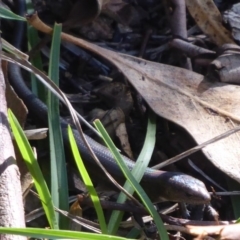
left=28, top=12, right=240, bottom=184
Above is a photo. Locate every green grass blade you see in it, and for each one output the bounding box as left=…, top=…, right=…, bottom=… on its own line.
left=226, top=176, right=240, bottom=218
left=68, top=126, right=107, bottom=233
left=28, top=25, right=45, bottom=98
left=26, top=0, right=46, bottom=100
left=8, top=109, right=57, bottom=229
left=94, top=119, right=169, bottom=240
left=2, top=39, right=28, bottom=60
left=0, top=227, right=132, bottom=240
left=0, top=6, right=26, bottom=21
left=108, top=112, right=156, bottom=234
left=126, top=227, right=140, bottom=238
left=48, top=23, right=69, bottom=229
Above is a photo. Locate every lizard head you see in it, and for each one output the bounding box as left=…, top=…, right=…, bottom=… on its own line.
left=155, top=172, right=211, bottom=204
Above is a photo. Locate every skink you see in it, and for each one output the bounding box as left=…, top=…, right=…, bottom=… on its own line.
left=8, top=0, right=210, bottom=205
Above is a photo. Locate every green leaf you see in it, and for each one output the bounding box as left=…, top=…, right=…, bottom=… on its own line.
left=68, top=126, right=107, bottom=233
left=0, top=6, right=26, bottom=21
left=226, top=176, right=240, bottom=219
left=94, top=119, right=169, bottom=240
left=108, top=111, right=157, bottom=234
left=26, top=0, right=46, bottom=99
left=8, top=109, right=57, bottom=229
left=0, top=227, right=132, bottom=240
left=48, top=23, right=69, bottom=229
left=2, top=39, right=29, bottom=60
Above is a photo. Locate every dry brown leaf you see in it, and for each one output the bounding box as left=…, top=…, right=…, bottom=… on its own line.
left=69, top=200, right=82, bottom=231
left=110, top=54, right=240, bottom=183
left=28, top=14, right=240, bottom=183
left=186, top=0, right=234, bottom=46
left=209, top=53, right=240, bottom=84
left=23, top=128, right=48, bottom=140
left=187, top=224, right=240, bottom=239
left=223, top=3, right=240, bottom=43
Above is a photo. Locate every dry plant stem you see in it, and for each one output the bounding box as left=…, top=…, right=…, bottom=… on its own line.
left=170, top=0, right=192, bottom=70
left=213, top=191, right=240, bottom=196
left=55, top=208, right=101, bottom=233
left=159, top=214, right=233, bottom=227
left=78, top=195, right=234, bottom=227
left=56, top=208, right=128, bottom=236
left=170, top=0, right=187, bottom=38
left=164, top=222, right=240, bottom=237
left=123, top=215, right=235, bottom=237
left=53, top=207, right=240, bottom=238
left=185, top=224, right=240, bottom=238
left=152, top=124, right=240, bottom=169
left=0, top=47, right=25, bottom=239
left=138, top=29, right=152, bottom=58
left=164, top=224, right=214, bottom=237
left=188, top=159, right=227, bottom=191
left=78, top=194, right=148, bottom=215
left=169, top=38, right=216, bottom=58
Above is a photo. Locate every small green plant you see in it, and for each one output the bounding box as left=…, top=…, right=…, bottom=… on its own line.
left=8, top=109, right=57, bottom=229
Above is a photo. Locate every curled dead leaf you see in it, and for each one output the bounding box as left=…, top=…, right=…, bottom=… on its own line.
left=186, top=0, right=234, bottom=46
left=208, top=44, right=240, bottom=84
left=223, top=3, right=240, bottom=43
